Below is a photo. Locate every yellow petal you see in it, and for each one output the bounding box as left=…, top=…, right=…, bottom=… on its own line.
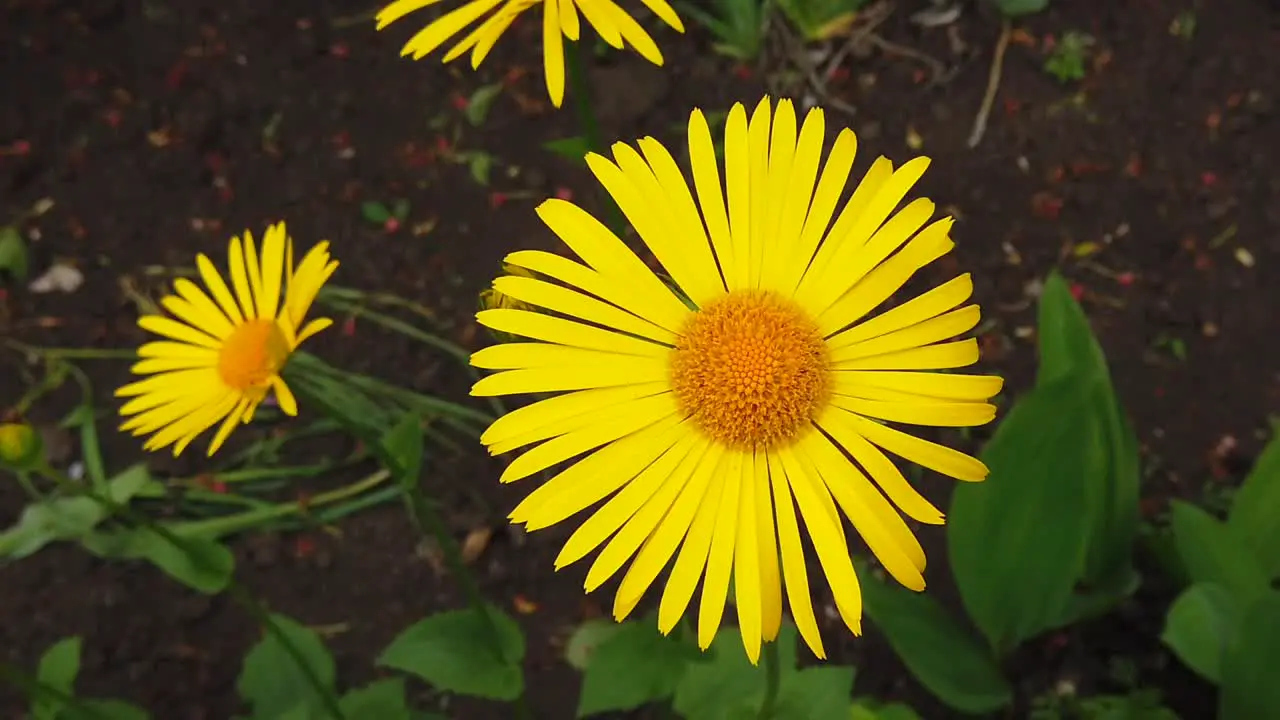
left=487, top=389, right=673, bottom=456
left=834, top=371, right=1004, bottom=402
left=542, top=0, right=565, bottom=106
left=752, top=451, right=783, bottom=642
left=829, top=273, right=973, bottom=350
left=131, top=355, right=217, bottom=375
left=479, top=381, right=668, bottom=447
left=475, top=308, right=667, bottom=356
left=498, top=392, right=677, bottom=483
left=767, top=451, right=824, bottom=658
left=818, top=406, right=943, bottom=525
left=171, top=278, right=235, bottom=339
left=834, top=338, right=980, bottom=372
left=471, top=356, right=667, bottom=397
left=800, top=429, right=927, bottom=589
left=637, top=136, right=727, bottom=303
left=593, top=0, right=662, bottom=64
left=657, top=453, right=726, bottom=635
left=137, top=316, right=221, bottom=350
left=697, top=449, right=741, bottom=650
left=796, top=156, right=893, bottom=301
left=257, top=222, right=286, bottom=320
left=723, top=102, right=752, bottom=289
left=376, top=0, right=447, bottom=29
left=831, top=305, right=980, bottom=364
left=491, top=275, right=675, bottom=343
left=733, top=448, right=764, bottom=664
left=228, top=236, right=257, bottom=320
left=780, top=127, right=856, bottom=295
left=402, top=0, right=504, bottom=60
left=757, top=99, right=797, bottom=292
left=745, top=97, right=771, bottom=288
left=638, top=0, right=683, bottom=30
left=558, top=0, right=579, bottom=39
left=687, top=109, right=736, bottom=291
left=847, top=413, right=989, bottom=482
left=575, top=0, right=622, bottom=46
left=769, top=106, right=824, bottom=294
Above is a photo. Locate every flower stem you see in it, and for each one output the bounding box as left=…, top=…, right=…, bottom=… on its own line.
left=0, top=662, right=113, bottom=720
left=563, top=39, right=626, bottom=235
left=37, top=465, right=347, bottom=720
left=757, top=640, right=781, bottom=720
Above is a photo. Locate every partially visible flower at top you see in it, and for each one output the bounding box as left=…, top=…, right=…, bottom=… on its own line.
left=479, top=262, right=536, bottom=313
left=375, top=0, right=684, bottom=107
left=117, top=222, right=338, bottom=457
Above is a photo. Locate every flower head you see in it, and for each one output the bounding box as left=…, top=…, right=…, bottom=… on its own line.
left=117, top=222, right=338, bottom=457
left=0, top=421, right=41, bottom=470
left=376, top=0, right=683, bottom=107
left=471, top=97, right=1002, bottom=662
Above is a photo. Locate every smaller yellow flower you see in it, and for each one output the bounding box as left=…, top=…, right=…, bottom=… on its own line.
left=117, top=222, right=338, bottom=457
left=376, top=0, right=684, bottom=107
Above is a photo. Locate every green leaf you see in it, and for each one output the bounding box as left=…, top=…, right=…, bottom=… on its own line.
left=773, top=666, right=855, bottom=720
left=774, top=0, right=863, bottom=42
left=62, top=402, right=108, bottom=494
left=672, top=627, right=770, bottom=720
left=542, top=137, right=592, bottom=164
left=237, top=614, right=337, bottom=719
left=82, top=528, right=234, bottom=594
left=378, top=414, right=425, bottom=481
left=465, top=83, right=504, bottom=126
left=468, top=152, right=493, bottom=186
left=1161, top=582, right=1239, bottom=683
left=860, top=569, right=1011, bottom=714
left=576, top=619, right=700, bottom=717
left=994, top=0, right=1048, bottom=17
left=0, top=465, right=153, bottom=559
left=1228, top=421, right=1280, bottom=577
left=33, top=637, right=81, bottom=720
left=1219, top=592, right=1280, bottom=719
left=849, top=701, right=922, bottom=720
left=0, top=225, right=28, bottom=281
left=361, top=201, right=391, bottom=224
left=1037, top=271, right=1141, bottom=593
left=377, top=605, right=525, bottom=701
left=79, top=699, right=151, bottom=720
left=391, top=198, right=411, bottom=222
left=1169, top=501, right=1269, bottom=603
left=339, top=679, right=412, bottom=720
left=565, top=619, right=623, bottom=671
left=948, top=376, right=1099, bottom=654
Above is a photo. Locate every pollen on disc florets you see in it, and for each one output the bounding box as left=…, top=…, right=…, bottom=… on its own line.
left=669, top=289, right=831, bottom=450
left=217, top=319, right=290, bottom=392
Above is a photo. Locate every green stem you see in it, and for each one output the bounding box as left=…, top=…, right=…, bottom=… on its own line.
left=0, top=662, right=112, bottom=720
left=757, top=640, right=781, bottom=720
left=13, top=470, right=43, bottom=500
left=2, top=339, right=136, bottom=361
left=169, top=469, right=391, bottom=539
left=37, top=465, right=347, bottom=720
left=563, top=39, right=626, bottom=236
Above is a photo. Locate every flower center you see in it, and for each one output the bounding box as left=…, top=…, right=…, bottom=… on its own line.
left=669, top=290, right=831, bottom=450
left=217, top=319, right=290, bottom=391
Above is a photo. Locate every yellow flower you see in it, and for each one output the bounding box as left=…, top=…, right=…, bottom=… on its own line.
left=117, top=222, right=338, bottom=457
left=375, top=0, right=684, bottom=107
left=471, top=97, right=1002, bottom=663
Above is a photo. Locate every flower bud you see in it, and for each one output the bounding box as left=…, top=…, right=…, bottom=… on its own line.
left=0, top=422, right=42, bottom=470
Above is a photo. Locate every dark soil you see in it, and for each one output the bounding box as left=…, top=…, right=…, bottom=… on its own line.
left=2, top=0, right=1278, bottom=718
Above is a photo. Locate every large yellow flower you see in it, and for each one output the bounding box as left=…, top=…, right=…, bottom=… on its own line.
left=471, top=97, right=1002, bottom=663
left=117, top=222, right=338, bottom=457
left=375, top=0, right=683, bottom=107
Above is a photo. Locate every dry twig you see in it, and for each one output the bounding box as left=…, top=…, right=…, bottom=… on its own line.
left=967, top=18, right=1012, bottom=148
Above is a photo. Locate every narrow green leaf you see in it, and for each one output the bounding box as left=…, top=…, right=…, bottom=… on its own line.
left=377, top=606, right=525, bottom=701
left=860, top=570, right=1012, bottom=714
left=1169, top=501, right=1269, bottom=603
left=542, top=136, right=592, bottom=164
left=576, top=620, right=700, bottom=717
left=773, top=666, right=856, bottom=720
left=361, top=201, right=391, bottom=224
left=339, top=679, right=412, bottom=720
left=1228, top=421, right=1280, bottom=577
left=468, top=152, right=493, bottom=186
left=0, top=225, right=28, bottom=281
left=948, top=376, right=1099, bottom=653
left=81, top=529, right=234, bottom=594
left=1161, top=583, right=1240, bottom=683
left=237, top=614, right=337, bottom=719
left=378, top=414, right=425, bottom=482
left=33, top=637, right=81, bottom=720
left=466, top=83, right=504, bottom=126
left=391, top=198, right=411, bottom=222
left=1038, top=271, right=1140, bottom=592
left=1219, top=592, right=1280, bottom=719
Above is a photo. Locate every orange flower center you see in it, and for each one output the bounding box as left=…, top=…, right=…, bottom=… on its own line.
left=669, top=290, right=830, bottom=450
left=217, top=319, right=290, bottom=391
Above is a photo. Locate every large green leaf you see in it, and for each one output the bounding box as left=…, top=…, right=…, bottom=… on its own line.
left=1227, top=421, right=1280, bottom=577
left=994, top=0, right=1048, bottom=17
left=672, top=626, right=782, bottom=720
left=1219, top=592, right=1280, bottom=719
left=78, top=700, right=151, bottom=720
left=773, top=666, right=856, bottom=720
left=378, top=605, right=526, bottom=701
left=1161, top=583, right=1240, bottom=683
left=237, top=614, right=336, bottom=719
left=1169, top=501, right=1269, bottom=603
left=0, top=465, right=153, bottom=559
left=948, top=376, right=1100, bottom=654
left=1037, top=271, right=1141, bottom=595
left=339, top=679, right=412, bottom=720
left=576, top=619, right=700, bottom=717
left=33, top=637, right=81, bottom=720
left=860, top=569, right=1011, bottom=714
